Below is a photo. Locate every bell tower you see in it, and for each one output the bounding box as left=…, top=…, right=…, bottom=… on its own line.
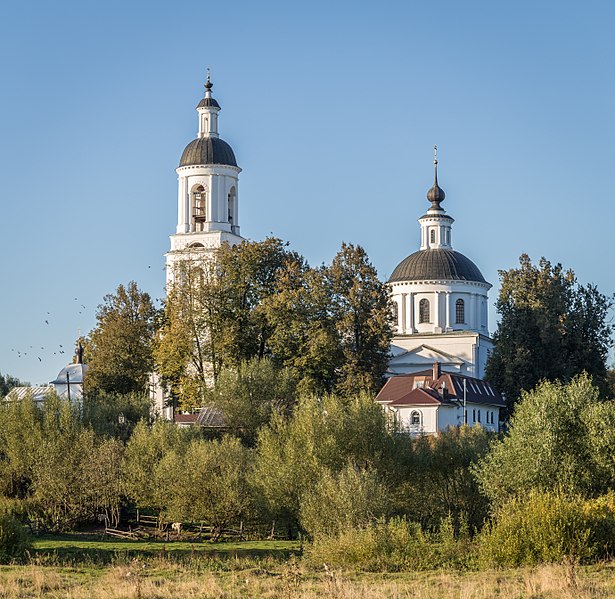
left=166, top=74, right=244, bottom=284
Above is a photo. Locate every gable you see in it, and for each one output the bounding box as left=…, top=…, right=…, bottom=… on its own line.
left=389, top=344, right=464, bottom=374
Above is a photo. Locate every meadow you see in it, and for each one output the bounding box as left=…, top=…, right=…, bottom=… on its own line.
left=0, top=536, right=613, bottom=598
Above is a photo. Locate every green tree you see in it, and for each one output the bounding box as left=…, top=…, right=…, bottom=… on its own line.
left=157, top=437, right=252, bottom=536
left=485, top=254, right=613, bottom=408
left=156, top=238, right=305, bottom=409
left=210, top=358, right=297, bottom=445
left=299, top=463, right=389, bottom=538
left=251, top=392, right=395, bottom=536
left=122, top=420, right=199, bottom=510
left=86, top=281, right=158, bottom=395
left=327, top=242, right=393, bottom=396
left=0, top=373, right=27, bottom=399
left=473, top=374, right=615, bottom=508
left=400, top=425, right=492, bottom=531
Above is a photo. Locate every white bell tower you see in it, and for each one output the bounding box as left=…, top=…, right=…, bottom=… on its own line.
left=166, top=74, right=244, bottom=285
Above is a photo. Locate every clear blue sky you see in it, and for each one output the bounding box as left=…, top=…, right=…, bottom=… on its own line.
left=1, top=0, right=613, bottom=384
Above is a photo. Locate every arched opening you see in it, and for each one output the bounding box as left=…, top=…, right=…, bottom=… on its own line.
left=188, top=242, right=205, bottom=248
left=227, top=187, right=236, bottom=228
left=419, top=299, right=430, bottom=324
left=430, top=229, right=436, bottom=244
left=192, top=185, right=206, bottom=231
left=410, top=410, right=421, bottom=426
left=392, top=302, right=399, bottom=324
left=455, top=299, right=465, bottom=324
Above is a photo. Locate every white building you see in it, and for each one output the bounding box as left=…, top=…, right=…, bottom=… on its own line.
left=387, top=149, right=492, bottom=378
left=376, top=362, right=504, bottom=434
left=165, top=74, right=244, bottom=286
left=154, top=76, right=244, bottom=421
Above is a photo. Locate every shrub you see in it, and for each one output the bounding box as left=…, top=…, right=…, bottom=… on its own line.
left=299, top=464, right=389, bottom=538
left=0, top=512, right=32, bottom=563
left=478, top=491, right=615, bottom=566
left=304, top=516, right=476, bottom=572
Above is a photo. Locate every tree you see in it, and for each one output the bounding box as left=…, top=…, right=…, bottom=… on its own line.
left=327, top=242, right=394, bottom=396
left=485, top=254, right=613, bottom=408
left=251, top=392, right=396, bottom=536
left=155, top=238, right=305, bottom=409
left=210, top=358, right=297, bottom=445
left=157, top=437, right=252, bottom=536
left=0, top=373, right=27, bottom=399
left=473, top=374, right=615, bottom=508
left=299, top=463, right=389, bottom=538
left=85, top=282, right=158, bottom=395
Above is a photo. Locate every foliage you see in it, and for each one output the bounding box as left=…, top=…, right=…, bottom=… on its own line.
left=122, top=420, right=200, bottom=511
left=485, top=254, right=614, bottom=409
left=81, top=390, right=151, bottom=441
left=304, top=516, right=475, bottom=572
left=299, top=464, right=389, bottom=538
left=478, top=491, right=615, bottom=567
left=398, top=425, right=492, bottom=531
left=210, top=358, right=297, bottom=445
left=0, top=372, right=28, bottom=399
left=251, top=393, right=396, bottom=534
left=156, top=239, right=393, bottom=408
left=0, top=511, right=32, bottom=563
left=327, top=242, right=393, bottom=396
left=474, top=374, right=615, bottom=508
left=157, top=437, right=252, bottom=535
left=85, top=281, right=158, bottom=395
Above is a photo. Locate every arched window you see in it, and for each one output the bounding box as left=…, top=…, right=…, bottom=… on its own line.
left=392, top=302, right=399, bottom=323
left=455, top=299, right=465, bottom=324
left=410, top=410, right=421, bottom=426
left=192, top=185, right=206, bottom=231
left=430, top=229, right=436, bottom=244
left=419, top=299, right=430, bottom=323
left=227, top=187, right=236, bottom=226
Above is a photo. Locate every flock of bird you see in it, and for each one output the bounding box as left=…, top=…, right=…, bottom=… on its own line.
left=10, top=297, right=87, bottom=364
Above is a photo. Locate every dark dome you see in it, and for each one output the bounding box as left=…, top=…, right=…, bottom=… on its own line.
left=197, top=97, right=220, bottom=109
left=179, top=137, right=237, bottom=167
left=389, top=249, right=487, bottom=283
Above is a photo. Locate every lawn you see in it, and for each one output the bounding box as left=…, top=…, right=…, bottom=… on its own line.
left=31, top=534, right=300, bottom=561
left=0, top=535, right=611, bottom=598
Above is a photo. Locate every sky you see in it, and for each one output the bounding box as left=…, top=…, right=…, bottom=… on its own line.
left=0, top=0, right=613, bottom=384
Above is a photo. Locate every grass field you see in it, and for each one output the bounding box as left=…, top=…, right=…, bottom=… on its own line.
left=0, top=535, right=613, bottom=598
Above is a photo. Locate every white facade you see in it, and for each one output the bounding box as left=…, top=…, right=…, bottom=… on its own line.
left=391, top=402, right=500, bottom=435
left=166, top=78, right=244, bottom=286
left=387, top=151, right=492, bottom=378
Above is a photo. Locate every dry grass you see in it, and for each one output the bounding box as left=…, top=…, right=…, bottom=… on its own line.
left=0, top=559, right=614, bottom=598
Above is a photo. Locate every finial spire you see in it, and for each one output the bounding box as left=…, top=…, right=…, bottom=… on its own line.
left=426, top=144, right=445, bottom=210
left=205, top=68, right=213, bottom=92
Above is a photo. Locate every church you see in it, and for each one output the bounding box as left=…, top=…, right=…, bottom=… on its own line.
left=158, top=77, right=502, bottom=431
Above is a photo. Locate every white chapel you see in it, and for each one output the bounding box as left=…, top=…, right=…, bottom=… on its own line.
left=165, top=75, right=244, bottom=285
left=387, top=149, right=493, bottom=379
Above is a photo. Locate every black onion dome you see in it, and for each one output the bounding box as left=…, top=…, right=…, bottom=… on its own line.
left=179, top=137, right=237, bottom=167
left=427, top=181, right=445, bottom=206
left=197, top=97, right=220, bottom=109
left=389, top=249, right=486, bottom=283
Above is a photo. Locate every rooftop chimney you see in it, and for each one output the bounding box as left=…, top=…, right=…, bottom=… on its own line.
left=433, top=361, right=441, bottom=382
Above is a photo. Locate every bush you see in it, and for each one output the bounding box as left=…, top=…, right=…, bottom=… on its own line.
left=304, top=516, right=476, bottom=572
left=299, top=464, right=389, bottom=538
left=0, top=512, right=32, bottom=563
left=478, top=491, right=615, bottom=566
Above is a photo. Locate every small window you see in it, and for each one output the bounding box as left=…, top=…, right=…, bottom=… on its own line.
left=410, top=411, right=421, bottom=426
left=477, top=409, right=481, bottom=423
left=430, top=229, right=436, bottom=243
left=473, top=409, right=476, bottom=423
left=464, top=409, right=467, bottom=424
left=392, top=302, right=399, bottom=322
left=419, top=299, right=430, bottom=323
left=446, top=229, right=450, bottom=244
left=455, top=299, right=465, bottom=324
